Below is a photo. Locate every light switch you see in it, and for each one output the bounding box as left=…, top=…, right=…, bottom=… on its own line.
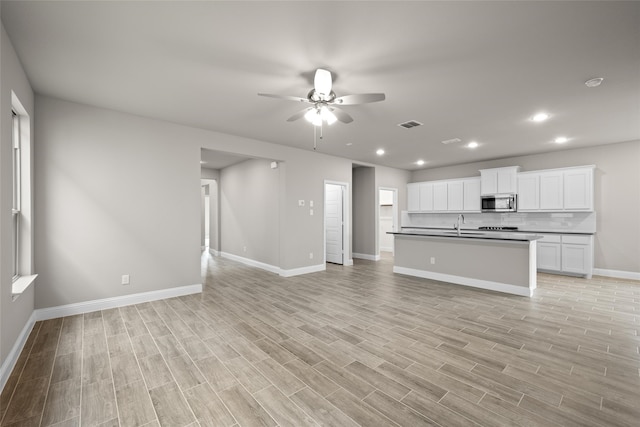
left=310, top=209, right=314, bottom=216
left=309, top=200, right=314, bottom=207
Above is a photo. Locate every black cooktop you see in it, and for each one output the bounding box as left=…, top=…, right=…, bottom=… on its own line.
left=479, top=226, right=519, bottom=231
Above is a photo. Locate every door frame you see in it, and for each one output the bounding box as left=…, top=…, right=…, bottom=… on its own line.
left=324, top=180, right=352, bottom=266
left=378, top=187, right=398, bottom=255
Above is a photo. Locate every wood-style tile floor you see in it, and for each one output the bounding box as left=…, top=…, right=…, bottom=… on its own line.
left=1, top=252, right=639, bottom=426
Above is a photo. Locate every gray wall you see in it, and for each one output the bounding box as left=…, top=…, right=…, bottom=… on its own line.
left=220, top=159, right=280, bottom=266
left=352, top=167, right=376, bottom=256
left=375, top=165, right=411, bottom=254
left=411, top=140, right=640, bottom=273
left=34, top=96, right=202, bottom=309
left=0, top=23, right=35, bottom=366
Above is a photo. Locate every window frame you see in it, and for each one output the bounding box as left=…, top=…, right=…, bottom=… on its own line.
left=12, top=109, right=21, bottom=282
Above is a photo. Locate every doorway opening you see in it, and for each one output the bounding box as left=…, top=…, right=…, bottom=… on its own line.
left=324, top=181, right=349, bottom=265
left=378, top=187, right=398, bottom=254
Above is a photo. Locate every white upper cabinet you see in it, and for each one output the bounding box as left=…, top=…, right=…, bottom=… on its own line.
left=407, top=177, right=480, bottom=213
left=480, top=166, right=520, bottom=195
left=447, top=180, right=464, bottom=211
left=407, top=183, right=420, bottom=212
left=517, top=173, right=540, bottom=210
left=463, top=178, right=481, bottom=211
left=563, top=167, right=593, bottom=210
left=539, top=170, right=564, bottom=210
left=419, top=182, right=434, bottom=211
left=517, top=166, right=594, bottom=212
left=433, top=182, right=448, bottom=211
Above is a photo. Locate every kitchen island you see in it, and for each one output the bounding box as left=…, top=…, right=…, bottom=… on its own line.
left=390, top=229, right=541, bottom=297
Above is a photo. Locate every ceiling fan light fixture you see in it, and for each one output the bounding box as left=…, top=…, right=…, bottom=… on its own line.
left=314, top=69, right=332, bottom=97
left=304, top=109, right=322, bottom=126
left=320, top=106, right=337, bottom=125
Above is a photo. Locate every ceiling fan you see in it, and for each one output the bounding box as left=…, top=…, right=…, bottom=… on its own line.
left=258, top=68, right=385, bottom=131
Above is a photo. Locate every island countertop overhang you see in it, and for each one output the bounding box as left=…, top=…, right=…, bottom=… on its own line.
left=388, top=230, right=541, bottom=242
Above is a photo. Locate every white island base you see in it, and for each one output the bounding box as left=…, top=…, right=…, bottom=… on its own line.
left=393, top=234, right=537, bottom=297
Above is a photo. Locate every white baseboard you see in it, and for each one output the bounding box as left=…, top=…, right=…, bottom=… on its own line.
left=280, top=264, right=326, bottom=277
left=344, top=258, right=354, bottom=266
left=353, top=253, right=381, bottom=261
left=593, top=268, right=640, bottom=281
left=379, top=247, right=394, bottom=253
left=220, top=251, right=327, bottom=277
left=393, top=266, right=533, bottom=297
left=209, top=248, right=220, bottom=256
left=34, top=283, right=203, bottom=321
left=220, top=252, right=281, bottom=275
left=0, top=312, right=37, bottom=393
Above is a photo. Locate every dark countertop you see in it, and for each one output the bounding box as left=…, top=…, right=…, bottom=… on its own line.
left=399, top=227, right=595, bottom=235
left=389, top=229, right=541, bottom=242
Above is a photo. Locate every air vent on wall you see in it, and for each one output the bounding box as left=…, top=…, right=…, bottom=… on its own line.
left=397, top=120, right=423, bottom=129
left=441, top=138, right=462, bottom=145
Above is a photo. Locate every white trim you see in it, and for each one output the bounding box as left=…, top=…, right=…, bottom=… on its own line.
left=209, top=248, right=220, bottom=256
left=220, top=252, right=280, bottom=275
left=344, top=258, right=354, bottom=266
left=393, top=266, right=533, bottom=297
left=280, top=264, right=326, bottom=277
left=379, top=247, right=394, bottom=253
left=220, top=251, right=327, bottom=277
left=353, top=253, right=381, bottom=261
left=34, top=283, right=202, bottom=321
left=0, top=311, right=37, bottom=392
left=11, top=274, right=38, bottom=300
left=593, top=268, right=640, bottom=281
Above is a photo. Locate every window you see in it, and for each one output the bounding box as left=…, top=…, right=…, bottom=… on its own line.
left=12, top=110, right=21, bottom=281
left=10, top=94, right=37, bottom=299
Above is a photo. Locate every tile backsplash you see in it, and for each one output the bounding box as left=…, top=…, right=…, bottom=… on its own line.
left=401, top=211, right=596, bottom=233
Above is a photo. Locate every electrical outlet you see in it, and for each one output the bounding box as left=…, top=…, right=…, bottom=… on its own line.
left=243, top=246, right=247, bottom=252
left=121, top=274, right=130, bottom=285
left=430, top=257, right=436, bottom=265
left=310, top=209, right=314, bottom=216
left=298, top=200, right=305, bottom=207
left=309, top=200, right=314, bottom=207
left=309, top=252, right=314, bottom=259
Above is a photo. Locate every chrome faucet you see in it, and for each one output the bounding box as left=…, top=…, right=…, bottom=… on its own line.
left=455, top=214, right=465, bottom=236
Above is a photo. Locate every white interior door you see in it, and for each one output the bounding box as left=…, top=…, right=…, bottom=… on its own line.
left=325, top=184, right=344, bottom=264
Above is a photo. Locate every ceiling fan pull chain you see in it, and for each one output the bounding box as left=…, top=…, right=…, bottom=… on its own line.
left=313, top=126, right=317, bottom=150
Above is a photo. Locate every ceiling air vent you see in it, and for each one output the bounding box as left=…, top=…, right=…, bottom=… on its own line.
left=441, top=138, right=462, bottom=145
left=397, top=120, right=423, bottom=129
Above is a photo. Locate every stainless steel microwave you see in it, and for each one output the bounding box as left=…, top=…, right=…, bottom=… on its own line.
left=481, top=194, right=517, bottom=212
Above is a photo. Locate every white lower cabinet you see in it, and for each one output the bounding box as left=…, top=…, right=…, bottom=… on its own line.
left=536, top=234, right=593, bottom=278
left=537, top=235, right=561, bottom=271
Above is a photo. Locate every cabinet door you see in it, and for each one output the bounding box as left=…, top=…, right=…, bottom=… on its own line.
left=407, top=183, right=420, bottom=212
left=539, top=171, right=564, bottom=210
left=562, top=244, right=589, bottom=274
left=433, top=182, right=448, bottom=211
left=537, top=242, right=562, bottom=271
left=419, top=182, right=433, bottom=211
left=447, top=181, right=464, bottom=211
left=480, top=170, right=498, bottom=195
left=497, top=169, right=517, bottom=194
left=563, top=168, right=593, bottom=211
left=463, top=178, right=481, bottom=211
left=517, top=174, right=540, bottom=211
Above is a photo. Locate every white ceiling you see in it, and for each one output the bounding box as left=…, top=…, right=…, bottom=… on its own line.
left=2, top=1, right=639, bottom=171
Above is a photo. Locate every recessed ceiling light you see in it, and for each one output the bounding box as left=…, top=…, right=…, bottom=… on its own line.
left=467, top=141, right=479, bottom=149
left=531, top=112, right=550, bottom=122
left=346, top=142, right=353, bottom=146
left=200, top=161, right=206, bottom=164
left=376, top=149, right=385, bottom=155
left=416, top=160, right=425, bottom=166
left=585, top=77, right=604, bottom=88
left=554, top=136, right=569, bottom=144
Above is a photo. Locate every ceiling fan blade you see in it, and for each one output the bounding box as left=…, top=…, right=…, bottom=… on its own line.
left=314, top=69, right=332, bottom=97
left=333, top=93, right=386, bottom=105
left=258, top=93, right=309, bottom=103
left=331, top=107, right=354, bottom=124
left=286, top=107, right=313, bottom=122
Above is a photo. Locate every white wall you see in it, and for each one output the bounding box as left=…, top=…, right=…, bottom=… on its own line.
left=411, top=140, right=640, bottom=274
left=34, top=96, right=202, bottom=309
left=220, top=159, right=280, bottom=266
left=0, top=23, right=35, bottom=369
